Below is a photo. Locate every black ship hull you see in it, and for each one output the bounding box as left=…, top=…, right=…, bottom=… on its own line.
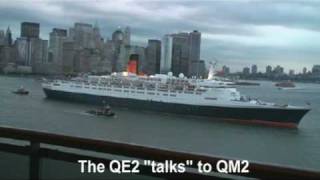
left=43, top=88, right=310, bottom=128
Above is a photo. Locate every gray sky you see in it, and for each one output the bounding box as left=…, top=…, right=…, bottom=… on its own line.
left=0, top=0, right=319, bottom=73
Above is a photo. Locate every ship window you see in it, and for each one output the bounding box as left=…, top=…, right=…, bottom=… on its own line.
left=85, top=87, right=89, bottom=89
left=115, top=90, right=122, bottom=92
left=124, top=90, right=129, bottom=92
left=131, top=91, right=135, bottom=93
left=205, top=97, right=217, bottom=100
left=163, top=94, right=168, bottom=96
left=53, top=83, right=60, bottom=86
left=107, top=88, right=111, bottom=91
left=137, top=91, right=144, bottom=94
left=170, top=94, right=176, bottom=97
left=148, top=92, right=155, bottom=95
left=92, top=87, right=97, bottom=89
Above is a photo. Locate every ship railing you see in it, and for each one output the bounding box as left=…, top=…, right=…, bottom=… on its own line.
left=0, top=126, right=319, bottom=180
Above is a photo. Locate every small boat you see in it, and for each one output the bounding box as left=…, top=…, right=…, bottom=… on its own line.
left=275, top=81, right=296, bottom=88
left=12, top=86, right=29, bottom=95
left=86, top=105, right=115, bottom=117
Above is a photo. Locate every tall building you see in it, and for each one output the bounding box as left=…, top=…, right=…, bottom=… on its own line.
left=146, top=39, right=161, bottom=75
left=48, top=28, right=68, bottom=64
left=21, top=22, right=40, bottom=39
left=160, top=34, right=173, bottom=73
left=171, top=32, right=190, bottom=76
left=222, top=65, right=230, bottom=75
left=111, top=28, right=125, bottom=72
left=266, top=65, right=272, bottom=74
left=160, top=30, right=202, bottom=76
left=312, top=65, right=320, bottom=74
left=251, top=64, right=257, bottom=74
left=118, top=45, right=146, bottom=72
left=273, top=65, right=284, bottom=75
left=303, top=67, right=307, bottom=74
left=62, top=41, right=76, bottom=74
left=189, top=30, right=201, bottom=62
left=123, top=26, right=131, bottom=46
left=15, top=37, right=30, bottom=65
left=0, top=30, right=5, bottom=46
left=0, top=27, right=12, bottom=46
left=16, top=22, right=48, bottom=72
left=5, top=27, right=12, bottom=46
left=189, top=60, right=206, bottom=78
left=69, top=22, right=100, bottom=49
left=289, top=69, right=295, bottom=76
left=243, top=67, right=250, bottom=75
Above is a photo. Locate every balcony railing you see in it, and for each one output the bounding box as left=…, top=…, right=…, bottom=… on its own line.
left=0, top=126, right=319, bottom=179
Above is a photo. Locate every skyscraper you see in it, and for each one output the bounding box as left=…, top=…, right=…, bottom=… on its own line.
left=266, top=65, right=272, bottom=74
left=21, top=22, right=40, bottom=39
left=5, top=27, right=12, bottom=46
left=160, top=30, right=202, bottom=76
left=146, top=39, right=161, bottom=75
left=69, top=22, right=99, bottom=49
left=160, top=34, right=173, bottom=73
left=189, top=30, right=201, bottom=62
left=251, top=64, right=257, bottom=74
left=303, top=67, right=307, bottom=74
left=123, top=26, right=131, bottom=46
left=0, top=30, right=5, bottom=46
left=171, top=32, right=190, bottom=76
left=48, top=28, right=68, bottom=66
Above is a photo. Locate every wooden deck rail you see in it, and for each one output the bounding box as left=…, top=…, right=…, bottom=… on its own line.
left=0, top=126, right=319, bottom=179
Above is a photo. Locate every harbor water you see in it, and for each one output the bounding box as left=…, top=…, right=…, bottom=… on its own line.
left=0, top=75, right=320, bottom=174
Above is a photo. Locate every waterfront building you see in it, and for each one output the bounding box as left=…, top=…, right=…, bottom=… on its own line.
left=21, top=22, right=40, bottom=39
left=189, top=30, right=201, bottom=62
left=171, top=32, right=190, bottom=76
left=48, top=28, right=68, bottom=64
left=5, top=27, right=12, bottom=46
left=123, top=26, right=131, bottom=46
left=0, top=30, right=5, bottom=46
left=160, top=30, right=202, bottom=76
left=289, top=69, right=295, bottom=76
left=0, top=27, right=13, bottom=46
left=160, top=34, right=173, bottom=73
left=62, top=41, right=76, bottom=74
left=266, top=65, right=272, bottom=74
left=251, top=64, right=258, bottom=74
left=312, top=65, right=320, bottom=75
left=0, top=46, right=17, bottom=72
left=303, top=67, right=307, bottom=75
left=189, top=60, right=206, bottom=78
left=273, top=65, right=284, bottom=75
left=243, top=67, right=250, bottom=75
left=118, top=45, right=146, bottom=72
left=146, top=39, right=161, bottom=75
left=69, top=22, right=100, bottom=49
left=222, top=65, right=230, bottom=75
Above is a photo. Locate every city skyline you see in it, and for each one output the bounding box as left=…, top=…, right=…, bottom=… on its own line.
left=1, top=0, right=320, bottom=73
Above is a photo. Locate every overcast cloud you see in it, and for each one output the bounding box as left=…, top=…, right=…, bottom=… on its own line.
left=0, top=0, right=319, bottom=72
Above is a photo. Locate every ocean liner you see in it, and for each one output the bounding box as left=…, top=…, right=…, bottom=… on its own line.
left=42, top=66, right=310, bottom=128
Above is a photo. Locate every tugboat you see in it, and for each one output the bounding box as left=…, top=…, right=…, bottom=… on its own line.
left=275, top=81, right=296, bottom=89
left=87, top=104, right=115, bottom=117
left=12, top=86, right=29, bottom=95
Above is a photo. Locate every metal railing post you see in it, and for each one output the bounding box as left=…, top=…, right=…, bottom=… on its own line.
left=29, top=141, right=41, bottom=180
